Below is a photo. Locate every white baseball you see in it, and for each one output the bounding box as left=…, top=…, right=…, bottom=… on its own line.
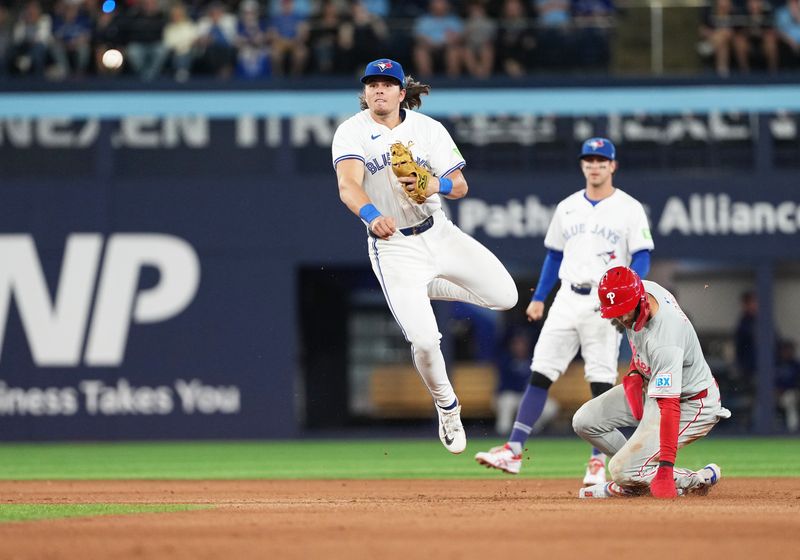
left=101, top=49, right=124, bottom=70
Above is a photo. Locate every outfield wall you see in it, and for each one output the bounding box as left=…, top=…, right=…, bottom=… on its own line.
left=0, top=84, right=798, bottom=440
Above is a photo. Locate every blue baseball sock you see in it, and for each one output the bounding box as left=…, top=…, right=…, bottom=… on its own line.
left=508, top=385, right=549, bottom=454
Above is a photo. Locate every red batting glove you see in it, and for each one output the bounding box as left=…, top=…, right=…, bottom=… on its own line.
left=650, top=465, right=677, bottom=499
left=622, top=373, right=644, bottom=421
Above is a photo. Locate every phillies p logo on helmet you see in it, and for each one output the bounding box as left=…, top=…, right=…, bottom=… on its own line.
left=598, top=266, right=649, bottom=332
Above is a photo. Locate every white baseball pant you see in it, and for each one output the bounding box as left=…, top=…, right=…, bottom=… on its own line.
left=368, top=210, right=517, bottom=407
left=531, top=285, right=621, bottom=385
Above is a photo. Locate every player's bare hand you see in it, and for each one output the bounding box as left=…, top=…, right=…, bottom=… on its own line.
left=397, top=175, right=419, bottom=191
left=526, top=301, right=545, bottom=322
left=370, top=216, right=396, bottom=240
left=398, top=175, right=437, bottom=198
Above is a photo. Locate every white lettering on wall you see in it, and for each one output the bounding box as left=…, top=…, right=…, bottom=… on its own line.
left=0, top=234, right=200, bottom=367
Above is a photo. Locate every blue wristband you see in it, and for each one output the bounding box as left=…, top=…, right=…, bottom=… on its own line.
left=438, top=177, right=453, bottom=196
left=358, top=203, right=381, bottom=224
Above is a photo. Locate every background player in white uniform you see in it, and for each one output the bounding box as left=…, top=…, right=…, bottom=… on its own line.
left=574, top=266, right=731, bottom=498
left=332, top=58, right=518, bottom=454
left=475, top=138, right=653, bottom=484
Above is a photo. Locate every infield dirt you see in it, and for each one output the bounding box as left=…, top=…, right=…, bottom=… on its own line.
left=0, top=479, right=798, bottom=559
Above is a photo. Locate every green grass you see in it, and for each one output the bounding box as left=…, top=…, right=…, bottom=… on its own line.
left=0, top=504, right=206, bottom=523
left=0, top=437, right=797, bottom=480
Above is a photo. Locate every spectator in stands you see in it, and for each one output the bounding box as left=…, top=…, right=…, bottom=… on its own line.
left=734, top=290, right=758, bottom=384
left=571, top=0, right=615, bottom=69
left=733, top=0, right=779, bottom=73
left=776, top=338, right=800, bottom=432
left=496, top=0, right=536, bottom=77
left=412, top=0, right=464, bottom=77
left=698, top=0, right=737, bottom=76
left=533, top=0, right=573, bottom=70
left=729, top=289, right=760, bottom=428
left=308, top=0, right=342, bottom=75
left=51, top=0, right=92, bottom=79
left=235, top=0, right=270, bottom=78
left=125, top=0, right=168, bottom=81
left=775, top=0, right=800, bottom=67
left=338, top=0, right=387, bottom=76
left=11, top=1, right=53, bottom=77
left=463, top=0, right=496, bottom=78
left=195, top=1, right=237, bottom=78
left=268, top=0, right=310, bottom=76
left=163, top=2, right=198, bottom=82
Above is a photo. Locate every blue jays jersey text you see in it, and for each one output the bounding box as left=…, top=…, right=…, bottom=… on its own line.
left=366, top=152, right=431, bottom=175
left=562, top=223, right=621, bottom=244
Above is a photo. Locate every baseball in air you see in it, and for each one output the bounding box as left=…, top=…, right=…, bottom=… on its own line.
left=102, top=49, right=124, bottom=70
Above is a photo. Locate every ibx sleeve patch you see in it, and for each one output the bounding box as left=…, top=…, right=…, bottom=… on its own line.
left=654, top=372, right=673, bottom=388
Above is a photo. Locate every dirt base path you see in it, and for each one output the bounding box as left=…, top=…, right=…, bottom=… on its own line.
left=0, top=479, right=798, bottom=560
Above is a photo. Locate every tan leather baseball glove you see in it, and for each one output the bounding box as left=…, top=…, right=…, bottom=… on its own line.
left=390, top=141, right=430, bottom=204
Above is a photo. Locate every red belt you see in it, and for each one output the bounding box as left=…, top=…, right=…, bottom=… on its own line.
left=686, top=388, right=708, bottom=401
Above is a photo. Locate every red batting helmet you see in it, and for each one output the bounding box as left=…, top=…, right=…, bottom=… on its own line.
left=598, top=266, right=649, bottom=332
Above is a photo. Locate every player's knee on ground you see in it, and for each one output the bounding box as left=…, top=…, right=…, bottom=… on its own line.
left=607, top=451, right=637, bottom=486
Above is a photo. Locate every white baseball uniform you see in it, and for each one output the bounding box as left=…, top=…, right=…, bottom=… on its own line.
left=332, top=109, right=517, bottom=407
left=532, top=189, right=654, bottom=384
left=573, top=281, right=731, bottom=492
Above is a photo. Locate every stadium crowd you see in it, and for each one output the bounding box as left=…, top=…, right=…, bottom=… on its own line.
left=699, top=0, right=800, bottom=75
left=0, top=0, right=797, bottom=81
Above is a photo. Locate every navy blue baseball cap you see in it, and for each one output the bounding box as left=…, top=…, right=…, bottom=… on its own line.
left=361, top=59, right=405, bottom=86
left=579, top=137, right=616, bottom=161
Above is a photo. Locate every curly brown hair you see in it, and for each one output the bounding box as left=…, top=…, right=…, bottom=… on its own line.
left=359, top=76, right=432, bottom=111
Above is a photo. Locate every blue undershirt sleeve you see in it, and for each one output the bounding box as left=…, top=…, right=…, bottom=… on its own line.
left=630, top=250, right=651, bottom=279
left=532, top=250, right=563, bottom=302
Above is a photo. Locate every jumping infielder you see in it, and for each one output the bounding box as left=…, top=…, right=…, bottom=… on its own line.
left=332, top=58, right=517, bottom=453
left=476, top=138, right=653, bottom=484
left=574, top=266, right=730, bottom=498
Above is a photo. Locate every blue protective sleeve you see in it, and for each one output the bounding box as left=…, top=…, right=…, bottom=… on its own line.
left=630, top=250, right=651, bottom=279
left=532, top=250, right=563, bottom=302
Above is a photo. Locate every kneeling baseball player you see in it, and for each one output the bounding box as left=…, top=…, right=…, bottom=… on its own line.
left=573, top=266, right=731, bottom=498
